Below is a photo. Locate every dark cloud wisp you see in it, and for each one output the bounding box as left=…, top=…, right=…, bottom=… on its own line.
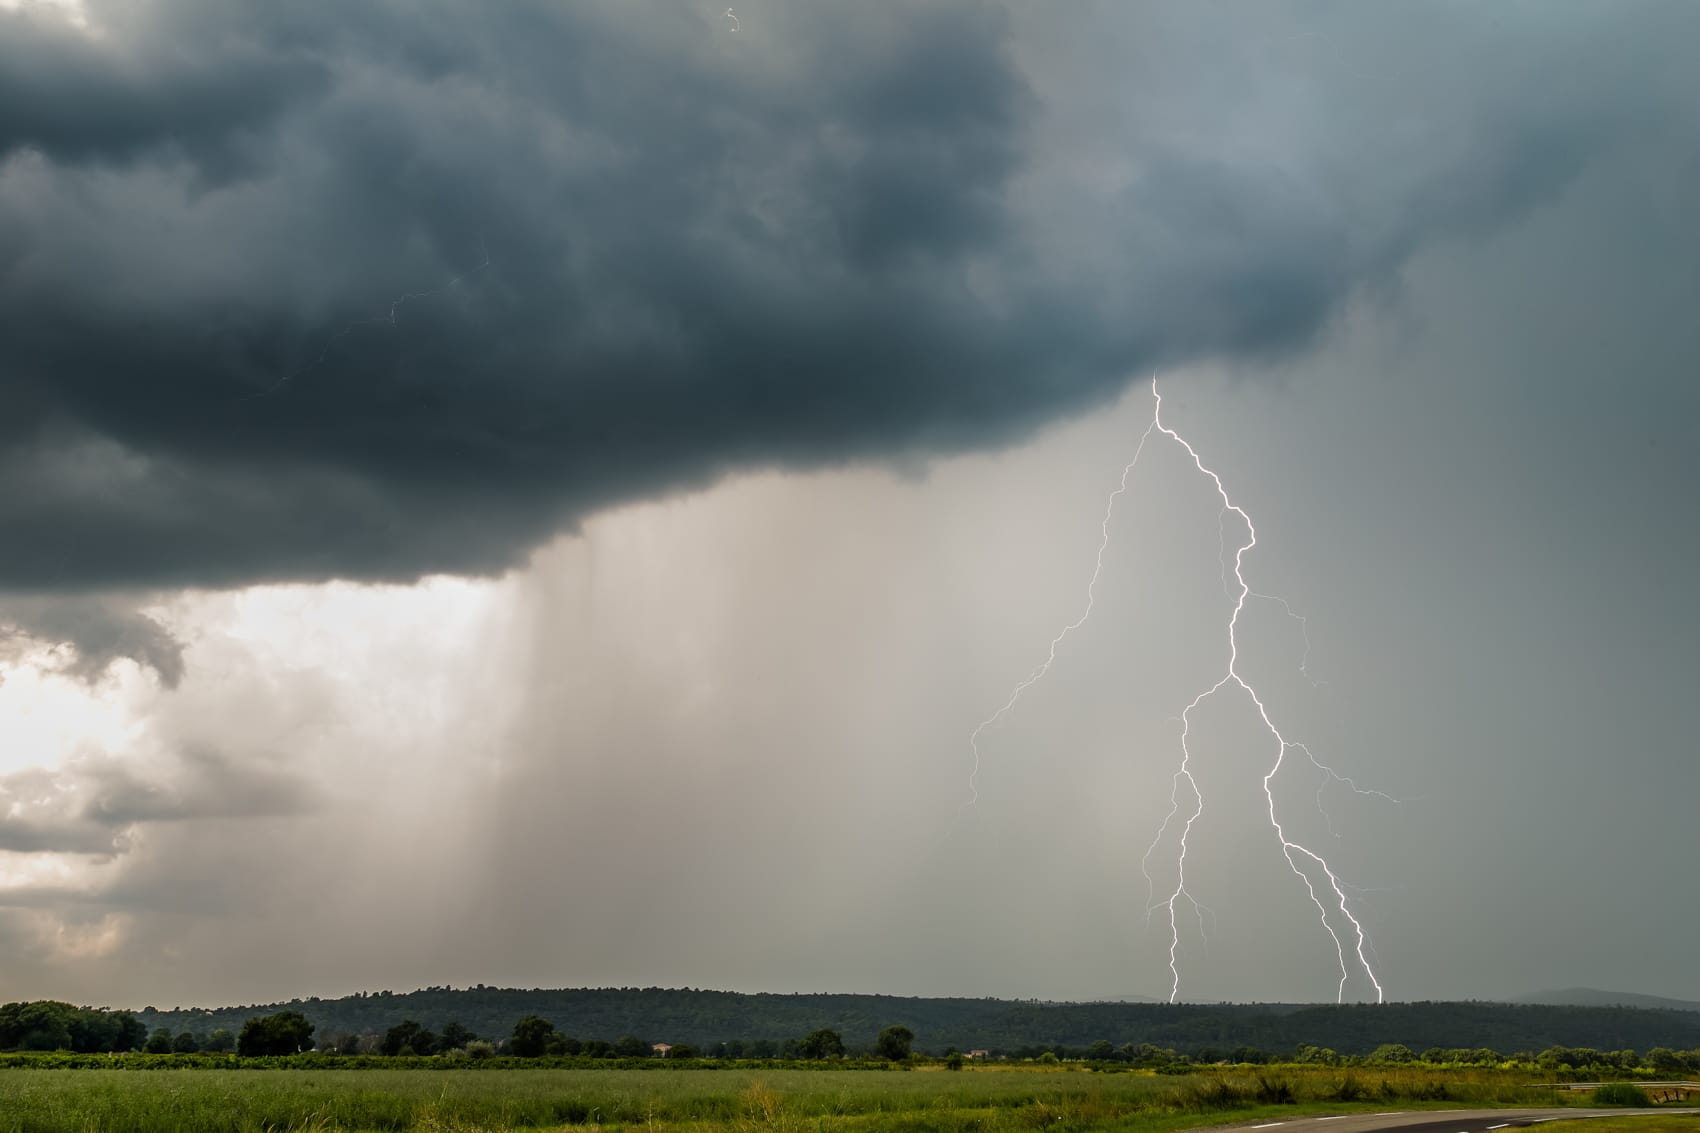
left=0, top=749, right=317, bottom=860
left=0, top=0, right=1689, bottom=591
left=0, top=595, right=185, bottom=686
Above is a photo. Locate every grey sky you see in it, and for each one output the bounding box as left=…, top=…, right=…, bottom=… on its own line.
left=1, top=0, right=1697, bottom=1009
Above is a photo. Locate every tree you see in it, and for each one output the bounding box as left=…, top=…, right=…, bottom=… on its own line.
left=145, top=1027, right=175, bottom=1054
left=1088, top=1040, right=1114, bottom=1062
left=509, top=1015, right=557, bottom=1058
left=381, top=1020, right=437, bottom=1057
left=439, top=1021, right=475, bottom=1051
left=66, top=1008, right=135, bottom=1053
left=115, top=1012, right=149, bottom=1053
left=237, top=1011, right=315, bottom=1056
left=317, top=1030, right=362, bottom=1056
left=613, top=1034, right=650, bottom=1058
left=0, top=1001, right=74, bottom=1051
left=798, top=1028, right=844, bottom=1060
left=205, top=1028, right=236, bottom=1054
left=172, top=1031, right=200, bottom=1053
left=876, top=1026, right=914, bottom=1062
left=944, top=1049, right=965, bottom=1070
left=1647, top=1047, right=1682, bottom=1073
left=670, top=1043, right=698, bottom=1059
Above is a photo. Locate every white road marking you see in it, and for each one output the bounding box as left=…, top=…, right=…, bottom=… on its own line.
left=1489, top=1124, right=1511, bottom=1129
left=1318, top=1118, right=1348, bottom=1122
left=1253, top=1123, right=1287, bottom=1128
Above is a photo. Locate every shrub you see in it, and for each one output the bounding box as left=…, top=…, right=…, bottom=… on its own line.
left=1592, top=1083, right=1650, bottom=1107
left=1182, top=1078, right=1250, bottom=1111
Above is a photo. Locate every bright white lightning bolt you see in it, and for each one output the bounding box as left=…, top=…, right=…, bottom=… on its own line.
left=1141, top=375, right=1384, bottom=1005
left=965, top=418, right=1158, bottom=807
left=724, top=7, right=739, bottom=32
left=967, top=374, right=1390, bottom=1004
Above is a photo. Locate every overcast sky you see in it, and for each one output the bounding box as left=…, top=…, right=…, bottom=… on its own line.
left=2, top=0, right=1697, bottom=1010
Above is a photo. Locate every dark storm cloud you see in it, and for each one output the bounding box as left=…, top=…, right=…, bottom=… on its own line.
left=0, top=0, right=1691, bottom=591
left=0, top=4, right=321, bottom=167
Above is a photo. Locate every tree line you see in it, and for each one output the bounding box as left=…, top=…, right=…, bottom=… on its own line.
left=0, top=1001, right=916, bottom=1063
left=0, top=1002, right=309, bottom=1057
left=18, top=989, right=1700, bottom=1065
left=14, top=997, right=1700, bottom=1077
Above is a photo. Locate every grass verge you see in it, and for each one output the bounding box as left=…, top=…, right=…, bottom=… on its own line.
left=0, top=1063, right=1618, bottom=1133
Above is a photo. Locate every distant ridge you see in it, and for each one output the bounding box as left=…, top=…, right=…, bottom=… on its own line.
left=125, top=986, right=1700, bottom=1054
left=1511, top=987, right=1700, bottom=1013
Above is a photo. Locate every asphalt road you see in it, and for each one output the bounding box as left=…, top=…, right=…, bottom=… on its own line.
left=1196, top=1109, right=1700, bottom=1133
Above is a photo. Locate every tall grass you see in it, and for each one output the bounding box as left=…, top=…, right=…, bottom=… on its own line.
left=0, top=1064, right=1601, bottom=1133
left=1591, top=1083, right=1651, bottom=1107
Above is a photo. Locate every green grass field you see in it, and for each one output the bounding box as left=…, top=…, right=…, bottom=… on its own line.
left=1533, top=1119, right=1700, bottom=1133
left=0, top=1064, right=1626, bottom=1133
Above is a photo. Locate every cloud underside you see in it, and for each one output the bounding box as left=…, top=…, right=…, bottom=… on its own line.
left=0, top=595, right=184, bottom=686
left=0, top=0, right=1690, bottom=592
left=0, top=747, right=316, bottom=856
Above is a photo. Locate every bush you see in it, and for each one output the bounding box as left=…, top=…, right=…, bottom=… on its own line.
left=1182, top=1078, right=1250, bottom=1111
left=1592, top=1083, right=1651, bottom=1107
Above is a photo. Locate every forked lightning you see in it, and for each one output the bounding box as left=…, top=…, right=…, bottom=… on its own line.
left=969, top=375, right=1388, bottom=1003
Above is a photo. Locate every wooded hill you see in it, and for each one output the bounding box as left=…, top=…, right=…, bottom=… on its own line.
left=130, top=988, right=1700, bottom=1056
